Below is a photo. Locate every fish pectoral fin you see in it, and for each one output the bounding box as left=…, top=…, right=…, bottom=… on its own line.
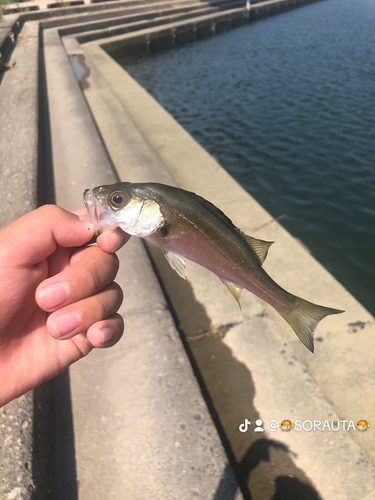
left=242, top=234, right=274, bottom=265
left=162, top=249, right=187, bottom=280
left=221, top=280, right=243, bottom=308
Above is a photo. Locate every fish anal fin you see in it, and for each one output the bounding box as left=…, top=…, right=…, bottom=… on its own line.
left=162, top=249, right=187, bottom=280
left=242, top=234, right=274, bottom=265
left=222, top=280, right=243, bottom=309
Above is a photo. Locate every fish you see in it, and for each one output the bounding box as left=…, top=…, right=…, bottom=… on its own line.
left=83, top=182, right=344, bottom=353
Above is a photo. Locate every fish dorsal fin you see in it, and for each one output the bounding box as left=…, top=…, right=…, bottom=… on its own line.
left=162, top=249, right=187, bottom=280
left=242, top=234, right=274, bottom=265
left=221, top=280, right=243, bottom=308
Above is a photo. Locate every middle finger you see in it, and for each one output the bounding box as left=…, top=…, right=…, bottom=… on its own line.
left=36, top=246, right=119, bottom=312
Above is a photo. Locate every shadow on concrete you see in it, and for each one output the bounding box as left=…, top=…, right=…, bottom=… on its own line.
left=213, top=439, right=322, bottom=500
left=31, top=371, right=78, bottom=500
left=272, top=475, right=322, bottom=500
left=192, top=336, right=323, bottom=500
left=146, top=245, right=323, bottom=500
left=50, top=370, right=79, bottom=500
left=37, top=23, right=55, bottom=207
left=32, top=382, right=53, bottom=500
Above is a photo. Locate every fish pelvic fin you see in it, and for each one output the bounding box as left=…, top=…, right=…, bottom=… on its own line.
left=242, top=234, right=274, bottom=265
left=222, top=280, right=243, bottom=309
left=162, top=249, right=187, bottom=280
left=279, top=298, right=344, bottom=353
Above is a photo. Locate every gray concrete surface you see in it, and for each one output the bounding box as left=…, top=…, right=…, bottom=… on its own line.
left=80, top=40, right=375, bottom=497
left=70, top=238, right=244, bottom=500
left=0, top=20, right=39, bottom=500
left=58, top=1, right=219, bottom=38
left=0, top=393, right=34, bottom=500
left=69, top=6, right=222, bottom=43
left=12, top=0, right=196, bottom=22
left=0, top=21, right=39, bottom=226
left=44, top=22, right=244, bottom=499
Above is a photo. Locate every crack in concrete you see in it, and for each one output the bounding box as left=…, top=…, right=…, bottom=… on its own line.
left=186, top=320, right=242, bottom=342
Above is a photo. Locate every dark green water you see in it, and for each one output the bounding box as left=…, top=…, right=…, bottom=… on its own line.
left=122, top=0, right=375, bottom=314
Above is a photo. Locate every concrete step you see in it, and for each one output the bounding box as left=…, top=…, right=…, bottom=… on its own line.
left=83, top=6, right=250, bottom=58
left=11, top=0, right=186, bottom=21
left=73, top=4, right=246, bottom=43
left=41, top=24, right=245, bottom=500
left=38, top=0, right=210, bottom=28
left=58, top=1, right=222, bottom=38
left=76, top=38, right=375, bottom=498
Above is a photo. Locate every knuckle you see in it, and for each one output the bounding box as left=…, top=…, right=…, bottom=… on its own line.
left=94, top=284, right=122, bottom=318
left=36, top=204, right=61, bottom=219
left=94, top=292, right=108, bottom=318
left=90, top=261, right=103, bottom=291
left=89, top=249, right=119, bottom=288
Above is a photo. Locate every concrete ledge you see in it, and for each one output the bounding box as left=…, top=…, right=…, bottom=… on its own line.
left=0, top=20, right=40, bottom=500
left=71, top=239, right=244, bottom=500
left=57, top=1, right=219, bottom=37
left=43, top=23, right=244, bottom=498
left=0, top=21, right=39, bottom=225
left=80, top=41, right=375, bottom=491
left=71, top=6, right=222, bottom=43
left=88, top=0, right=324, bottom=58
left=11, top=0, right=196, bottom=21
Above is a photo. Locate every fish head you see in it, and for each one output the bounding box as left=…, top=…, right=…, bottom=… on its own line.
left=83, top=182, right=165, bottom=237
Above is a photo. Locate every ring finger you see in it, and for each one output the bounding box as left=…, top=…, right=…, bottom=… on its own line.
left=46, top=282, right=123, bottom=340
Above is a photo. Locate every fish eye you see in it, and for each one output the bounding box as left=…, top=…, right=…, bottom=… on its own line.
left=109, top=191, right=128, bottom=210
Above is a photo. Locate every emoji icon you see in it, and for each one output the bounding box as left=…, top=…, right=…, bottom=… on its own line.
left=280, top=420, right=293, bottom=431
left=357, top=420, right=370, bottom=432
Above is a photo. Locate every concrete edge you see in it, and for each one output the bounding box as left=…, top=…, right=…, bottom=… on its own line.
left=42, top=22, right=246, bottom=499
left=80, top=40, right=375, bottom=466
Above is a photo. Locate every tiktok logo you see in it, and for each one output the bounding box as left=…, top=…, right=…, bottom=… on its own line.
left=239, top=418, right=265, bottom=433
left=239, top=419, right=251, bottom=432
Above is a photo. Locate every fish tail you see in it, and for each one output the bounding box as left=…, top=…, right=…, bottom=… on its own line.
left=279, top=297, right=344, bottom=353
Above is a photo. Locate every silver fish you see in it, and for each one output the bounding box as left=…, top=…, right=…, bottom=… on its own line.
left=84, top=182, right=344, bottom=352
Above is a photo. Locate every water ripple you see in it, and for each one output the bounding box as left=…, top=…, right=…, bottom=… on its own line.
left=124, top=0, right=375, bottom=314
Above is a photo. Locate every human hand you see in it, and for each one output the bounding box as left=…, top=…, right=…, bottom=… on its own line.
left=0, top=205, right=129, bottom=407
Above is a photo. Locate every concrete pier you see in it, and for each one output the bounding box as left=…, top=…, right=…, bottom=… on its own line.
left=1, top=0, right=375, bottom=498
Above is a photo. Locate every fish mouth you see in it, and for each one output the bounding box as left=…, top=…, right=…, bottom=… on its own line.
left=83, top=188, right=109, bottom=235
left=83, top=188, right=118, bottom=235
left=83, top=188, right=99, bottom=232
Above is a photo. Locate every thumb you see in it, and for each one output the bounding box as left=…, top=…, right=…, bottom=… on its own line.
left=0, top=205, right=95, bottom=267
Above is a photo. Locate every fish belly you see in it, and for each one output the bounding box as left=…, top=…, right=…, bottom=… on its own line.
left=148, top=229, right=294, bottom=314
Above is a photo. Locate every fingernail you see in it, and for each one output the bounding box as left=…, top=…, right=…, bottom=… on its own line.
left=100, top=327, right=114, bottom=344
left=40, top=282, right=71, bottom=309
left=51, top=311, right=81, bottom=337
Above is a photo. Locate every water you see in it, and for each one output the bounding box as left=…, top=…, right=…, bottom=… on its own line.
left=122, top=0, right=375, bottom=314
